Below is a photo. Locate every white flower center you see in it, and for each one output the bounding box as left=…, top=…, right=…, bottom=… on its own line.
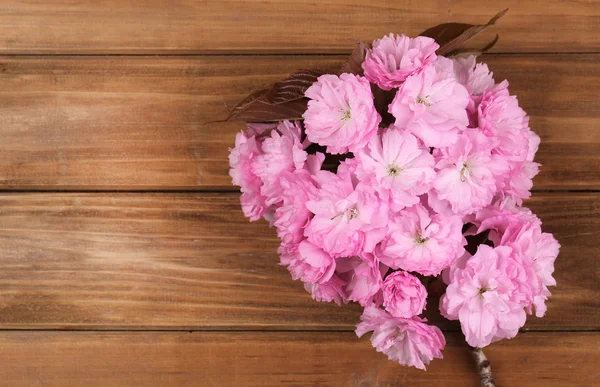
left=415, top=232, right=428, bottom=244
left=460, top=163, right=470, bottom=182
left=416, top=95, right=432, bottom=107
left=346, top=207, right=359, bottom=220
left=331, top=206, right=359, bottom=222
left=387, top=164, right=402, bottom=177
left=341, top=108, right=352, bottom=121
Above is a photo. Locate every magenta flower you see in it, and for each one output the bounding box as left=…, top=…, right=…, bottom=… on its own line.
left=356, top=127, right=435, bottom=212
left=382, top=271, right=427, bottom=318
left=430, top=130, right=509, bottom=216
left=389, top=62, right=470, bottom=147
left=440, top=245, right=530, bottom=348
left=378, top=203, right=465, bottom=276
left=305, top=170, right=388, bottom=257
left=356, top=306, right=445, bottom=370
left=303, top=73, right=381, bottom=154
left=362, top=34, right=439, bottom=90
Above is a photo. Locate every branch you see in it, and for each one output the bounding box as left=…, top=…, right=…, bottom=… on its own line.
left=470, top=347, right=496, bottom=387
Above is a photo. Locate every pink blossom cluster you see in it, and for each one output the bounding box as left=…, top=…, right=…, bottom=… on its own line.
left=229, top=33, right=559, bottom=370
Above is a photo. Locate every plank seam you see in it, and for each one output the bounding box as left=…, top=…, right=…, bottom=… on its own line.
left=0, top=52, right=598, bottom=58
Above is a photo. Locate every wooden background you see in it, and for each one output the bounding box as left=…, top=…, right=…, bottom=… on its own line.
left=0, top=1, right=598, bottom=386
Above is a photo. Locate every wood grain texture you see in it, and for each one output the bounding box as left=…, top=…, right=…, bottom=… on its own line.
left=0, top=54, right=598, bottom=190
left=0, top=192, right=596, bottom=330
left=0, top=1, right=598, bottom=54
left=0, top=331, right=596, bottom=387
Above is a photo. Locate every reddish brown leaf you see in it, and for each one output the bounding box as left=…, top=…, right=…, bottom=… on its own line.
left=227, top=97, right=308, bottom=122
left=263, top=69, right=324, bottom=104
left=340, top=40, right=372, bottom=75
left=420, top=9, right=508, bottom=55
left=447, top=34, right=500, bottom=58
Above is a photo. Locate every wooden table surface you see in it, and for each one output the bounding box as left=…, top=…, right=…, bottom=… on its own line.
left=0, top=1, right=598, bottom=386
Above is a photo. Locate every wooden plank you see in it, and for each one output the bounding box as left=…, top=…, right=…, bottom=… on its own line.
left=0, top=331, right=596, bottom=386
left=0, top=54, right=598, bottom=190
left=0, top=1, right=598, bottom=54
left=0, top=192, right=596, bottom=330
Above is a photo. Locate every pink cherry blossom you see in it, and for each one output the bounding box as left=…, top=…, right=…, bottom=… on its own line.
left=229, top=130, right=268, bottom=221
left=474, top=204, right=560, bottom=317
left=305, top=170, right=388, bottom=257
left=336, top=253, right=388, bottom=307
left=389, top=62, right=470, bottom=147
left=378, top=203, right=465, bottom=276
left=274, top=170, right=319, bottom=246
left=356, top=127, right=435, bottom=211
left=382, top=271, right=427, bottom=318
left=440, top=245, right=529, bottom=348
left=478, top=81, right=531, bottom=162
left=356, top=305, right=445, bottom=370
left=304, top=274, right=347, bottom=306
left=430, top=129, right=509, bottom=216
left=252, top=120, right=308, bottom=206
left=452, top=55, right=495, bottom=97
left=362, top=34, right=439, bottom=90
left=474, top=203, right=542, bottom=247
left=280, top=240, right=336, bottom=284
left=500, top=160, right=540, bottom=204
left=303, top=73, right=381, bottom=154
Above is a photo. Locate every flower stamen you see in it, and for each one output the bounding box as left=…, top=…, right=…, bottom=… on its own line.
left=341, top=108, right=352, bottom=121
left=387, top=164, right=402, bottom=176
left=415, top=232, right=428, bottom=244
left=330, top=207, right=359, bottom=221
left=460, top=163, right=470, bottom=182
left=416, top=95, right=431, bottom=106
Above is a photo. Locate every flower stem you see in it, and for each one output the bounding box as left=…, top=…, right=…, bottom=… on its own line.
left=470, top=346, right=496, bottom=387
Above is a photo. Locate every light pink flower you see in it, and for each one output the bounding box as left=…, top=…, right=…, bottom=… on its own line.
left=305, top=170, right=388, bottom=257
left=501, top=160, right=540, bottom=204
left=280, top=240, right=336, bottom=284
left=378, top=203, right=465, bottom=276
left=356, top=306, right=445, bottom=370
left=253, top=120, right=308, bottom=206
left=304, top=274, right=347, bottom=306
left=229, top=130, right=268, bottom=221
left=303, top=73, right=381, bottom=154
left=356, top=128, right=435, bottom=211
left=336, top=253, right=388, bottom=307
left=452, top=55, right=495, bottom=97
left=389, top=63, right=470, bottom=147
left=274, top=170, right=320, bottom=246
left=440, top=245, right=529, bottom=347
left=474, top=204, right=560, bottom=317
left=478, top=81, right=531, bottom=163
left=382, top=271, right=427, bottom=318
left=430, top=129, right=509, bottom=216
left=510, top=223, right=560, bottom=290
left=474, top=203, right=542, bottom=247
left=362, top=34, right=439, bottom=90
